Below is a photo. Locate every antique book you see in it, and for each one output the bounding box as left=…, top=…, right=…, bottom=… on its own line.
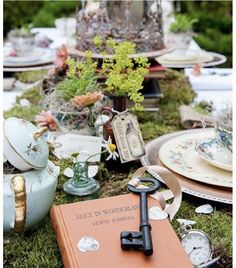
left=144, top=63, right=166, bottom=79
left=51, top=194, right=193, bottom=268
left=141, top=79, right=163, bottom=99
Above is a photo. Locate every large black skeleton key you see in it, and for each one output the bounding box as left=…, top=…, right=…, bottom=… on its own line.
left=121, top=178, right=160, bottom=256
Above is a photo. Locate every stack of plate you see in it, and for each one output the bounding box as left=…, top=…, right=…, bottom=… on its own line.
left=141, top=128, right=232, bottom=204
left=155, top=49, right=226, bottom=68
left=3, top=47, right=55, bottom=72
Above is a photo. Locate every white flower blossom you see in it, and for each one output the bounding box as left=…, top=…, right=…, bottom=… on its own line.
left=102, top=136, right=119, bottom=161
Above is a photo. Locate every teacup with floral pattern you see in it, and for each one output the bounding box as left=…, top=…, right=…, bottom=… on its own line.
left=215, top=126, right=232, bottom=152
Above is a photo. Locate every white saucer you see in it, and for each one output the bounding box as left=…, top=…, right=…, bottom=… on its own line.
left=159, top=49, right=199, bottom=62
left=4, top=48, right=55, bottom=67
left=156, top=49, right=214, bottom=65
left=195, top=138, right=232, bottom=171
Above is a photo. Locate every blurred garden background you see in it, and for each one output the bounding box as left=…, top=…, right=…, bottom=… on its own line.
left=4, top=0, right=232, bottom=66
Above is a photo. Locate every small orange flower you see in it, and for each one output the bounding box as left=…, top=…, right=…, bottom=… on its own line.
left=71, top=92, right=104, bottom=107
left=35, top=110, right=57, bottom=130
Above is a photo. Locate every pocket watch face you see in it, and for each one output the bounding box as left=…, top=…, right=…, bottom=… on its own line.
left=181, top=230, right=212, bottom=266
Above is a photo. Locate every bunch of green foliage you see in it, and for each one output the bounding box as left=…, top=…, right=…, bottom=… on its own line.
left=15, top=70, right=47, bottom=83
left=178, top=1, right=232, bottom=67
left=8, top=23, right=34, bottom=37
left=3, top=87, right=42, bottom=122
left=3, top=1, right=43, bottom=36
left=99, top=38, right=150, bottom=111
left=169, top=14, right=197, bottom=33
left=56, top=51, right=101, bottom=101
left=3, top=1, right=77, bottom=36
left=32, top=1, right=78, bottom=28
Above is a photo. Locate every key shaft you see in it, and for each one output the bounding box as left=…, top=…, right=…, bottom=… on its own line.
left=140, top=192, right=153, bottom=256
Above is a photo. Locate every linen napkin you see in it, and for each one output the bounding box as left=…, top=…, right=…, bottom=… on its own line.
left=180, top=105, right=215, bottom=129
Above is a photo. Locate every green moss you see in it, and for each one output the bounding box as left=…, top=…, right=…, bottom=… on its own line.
left=193, top=100, right=213, bottom=114
left=3, top=69, right=231, bottom=267
left=140, top=122, right=178, bottom=141
left=4, top=217, right=63, bottom=268
left=15, top=70, right=47, bottom=83
left=3, top=87, right=42, bottom=122
left=4, top=105, right=41, bottom=123
left=16, top=87, right=42, bottom=106
left=138, top=70, right=195, bottom=141
left=159, top=69, right=196, bottom=105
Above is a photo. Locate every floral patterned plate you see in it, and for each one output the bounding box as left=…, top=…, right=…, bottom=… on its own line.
left=159, top=131, right=232, bottom=188
left=196, top=138, right=232, bottom=172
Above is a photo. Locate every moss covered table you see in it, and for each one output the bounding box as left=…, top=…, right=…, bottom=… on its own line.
left=4, top=70, right=232, bottom=268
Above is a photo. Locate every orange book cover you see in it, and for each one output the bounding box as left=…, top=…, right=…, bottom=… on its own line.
left=50, top=194, right=193, bottom=268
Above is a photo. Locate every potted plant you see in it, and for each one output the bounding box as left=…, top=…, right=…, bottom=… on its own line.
left=98, top=38, right=150, bottom=112
left=8, top=24, right=35, bottom=55
left=39, top=50, right=105, bottom=135
left=56, top=51, right=101, bottom=101
left=168, top=14, right=197, bottom=48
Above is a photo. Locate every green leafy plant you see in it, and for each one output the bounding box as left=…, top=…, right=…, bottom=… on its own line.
left=169, top=14, right=197, bottom=33
left=9, top=23, right=34, bottom=37
left=99, top=39, right=150, bottom=111
left=57, top=51, right=101, bottom=101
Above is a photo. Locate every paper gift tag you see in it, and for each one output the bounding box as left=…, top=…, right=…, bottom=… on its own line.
left=111, top=112, right=146, bottom=163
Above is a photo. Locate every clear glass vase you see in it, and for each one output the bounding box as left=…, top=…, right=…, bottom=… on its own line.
left=63, top=162, right=100, bottom=197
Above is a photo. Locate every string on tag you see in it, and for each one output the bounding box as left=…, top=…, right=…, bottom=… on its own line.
left=111, top=108, right=129, bottom=115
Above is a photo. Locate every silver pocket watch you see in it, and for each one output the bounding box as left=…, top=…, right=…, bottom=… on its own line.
left=179, top=222, right=220, bottom=268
